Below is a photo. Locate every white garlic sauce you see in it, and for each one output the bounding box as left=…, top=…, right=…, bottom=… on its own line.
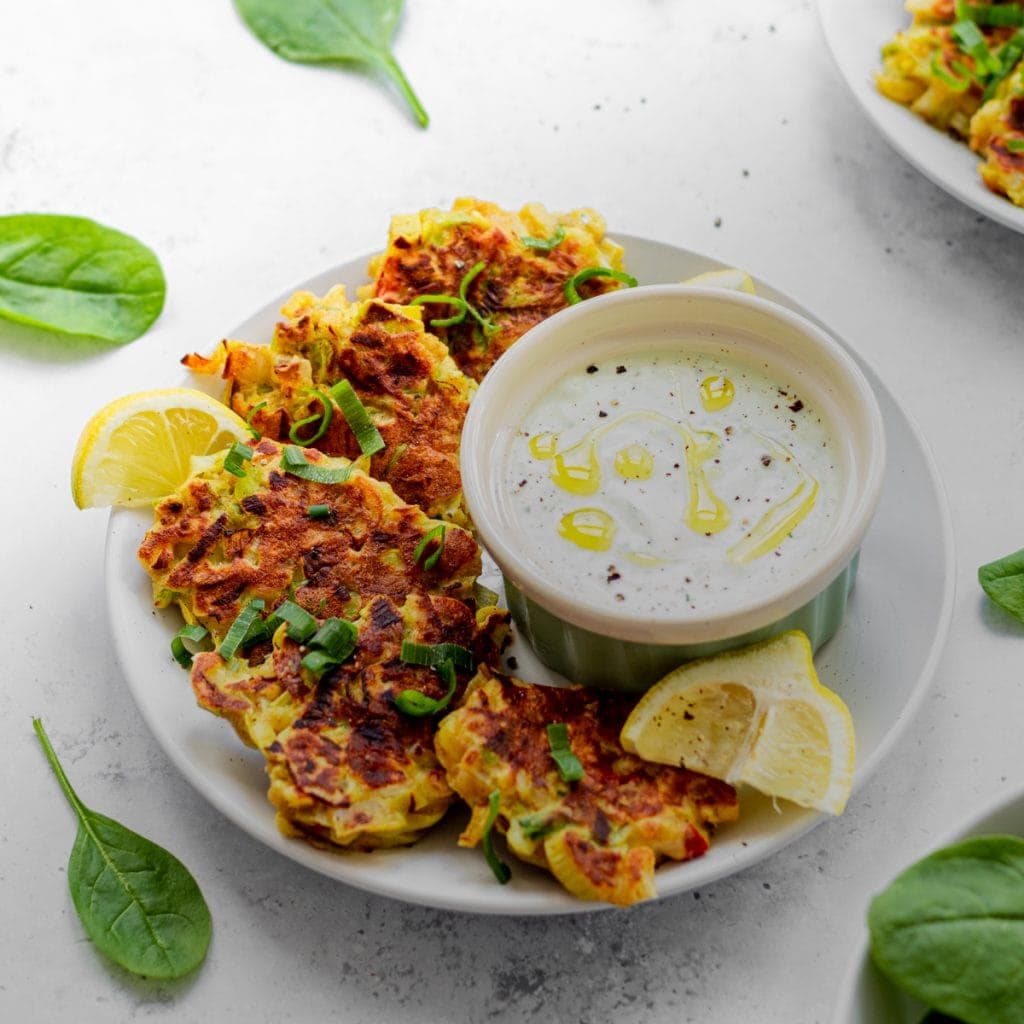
left=504, top=346, right=842, bottom=618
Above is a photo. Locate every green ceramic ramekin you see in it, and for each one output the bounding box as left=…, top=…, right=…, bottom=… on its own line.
left=460, top=285, right=885, bottom=692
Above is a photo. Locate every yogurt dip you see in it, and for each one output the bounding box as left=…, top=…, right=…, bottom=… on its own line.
left=502, top=345, right=843, bottom=620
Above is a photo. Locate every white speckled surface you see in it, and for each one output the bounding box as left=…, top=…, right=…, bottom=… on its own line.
left=3, top=2, right=1024, bottom=1022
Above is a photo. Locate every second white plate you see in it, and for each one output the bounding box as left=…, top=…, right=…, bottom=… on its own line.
left=817, top=0, right=1024, bottom=234
left=105, top=235, right=956, bottom=915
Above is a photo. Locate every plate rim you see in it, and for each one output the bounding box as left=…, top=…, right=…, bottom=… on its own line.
left=816, top=0, right=1024, bottom=235
left=105, top=234, right=957, bottom=915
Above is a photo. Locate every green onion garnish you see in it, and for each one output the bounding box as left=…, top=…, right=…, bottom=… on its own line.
left=171, top=623, right=211, bottom=669
left=218, top=598, right=266, bottom=660
left=267, top=599, right=318, bottom=643
left=518, top=811, right=558, bottom=842
left=983, top=29, right=1024, bottom=98
left=288, top=388, right=334, bottom=446
left=328, top=380, right=385, bottom=457
left=413, top=523, right=446, bottom=570
left=956, top=1, right=1024, bottom=27
left=223, top=441, right=254, bottom=478
left=520, top=225, right=566, bottom=251
left=546, top=723, right=585, bottom=783
left=281, top=444, right=352, bottom=484
left=482, top=789, right=511, bottom=884
left=400, top=640, right=475, bottom=673
left=410, top=262, right=498, bottom=344
left=930, top=51, right=974, bottom=91
left=308, top=617, right=358, bottom=660
left=307, top=503, right=331, bottom=519
left=473, top=580, right=501, bottom=608
left=564, top=267, right=639, bottom=305
left=952, top=19, right=1003, bottom=75
left=245, top=401, right=267, bottom=440
left=394, top=659, right=458, bottom=717
left=1007, top=137, right=1024, bottom=151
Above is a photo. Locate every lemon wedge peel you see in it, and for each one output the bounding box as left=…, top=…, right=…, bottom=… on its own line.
left=71, top=388, right=251, bottom=509
left=619, top=631, right=855, bottom=816
left=681, top=267, right=757, bottom=294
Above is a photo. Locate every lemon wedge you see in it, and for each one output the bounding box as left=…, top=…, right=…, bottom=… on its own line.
left=682, top=267, right=757, bottom=293
left=620, top=631, right=855, bottom=815
left=71, top=387, right=251, bottom=508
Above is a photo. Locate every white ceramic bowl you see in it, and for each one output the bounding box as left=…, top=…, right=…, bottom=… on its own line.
left=460, top=284, right=886, bottom=690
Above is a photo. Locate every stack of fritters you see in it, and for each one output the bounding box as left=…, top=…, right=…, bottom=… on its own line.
left=139, top=200, right=741, bottom=904
left=140, top=438, right=509, bottom=848
left=436, top=667, right=739, bottom=907
left=876, top=2, right=1024, bottom=205
left=362, top=197, right=631, bottom=381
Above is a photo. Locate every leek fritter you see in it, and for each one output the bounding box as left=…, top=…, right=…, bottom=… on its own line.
left=138, top=438, right=480, bottom=641
left=876, top=3, right=1024, bottom=207
left=183, top=290, right=474, bottom=524
left=191, top=593, right=509, bottom=849
left=362, top=197, right=631, bottom=381
left=435, top=667, right=739, bottom=906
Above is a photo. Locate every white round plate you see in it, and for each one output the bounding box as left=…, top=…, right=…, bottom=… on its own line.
left=106, top=236, right=956, bottom=915
left=817, top=0, right=1024, bottom=234
left=831, top=782, right=1024, bottom=1023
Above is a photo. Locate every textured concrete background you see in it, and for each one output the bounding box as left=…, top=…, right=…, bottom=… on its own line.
left=3, top=2, right=1024, bottom=1022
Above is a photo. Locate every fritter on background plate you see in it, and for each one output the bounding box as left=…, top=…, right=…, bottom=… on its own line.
left=191, top=593, right=509, bottom=849
left=435, top=667, right=739, bottom=906
left=362, top=197, right=633, bottom=381
left=183, top=292, right=474, bottom=524
left=138, top=438, right=481, bottom=641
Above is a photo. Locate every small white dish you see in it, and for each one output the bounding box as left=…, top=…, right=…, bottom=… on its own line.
left=817, top=0, right=1024, bottom=234
left=461, top=284, right=887, bottom=690
left=832, top=782, right=1024, bottom=1023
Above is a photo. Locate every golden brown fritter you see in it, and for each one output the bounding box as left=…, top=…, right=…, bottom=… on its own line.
left=362, top=197, right=632, bottom=381
left=192, top=593, right=510, bottom=849
left=138, top=438, right=481, bottom=641
left=971, top=61, right=1024, bottom=203
left=183, top=291, right=474, bottom=524
left=435, top=667, right=739, bottom=906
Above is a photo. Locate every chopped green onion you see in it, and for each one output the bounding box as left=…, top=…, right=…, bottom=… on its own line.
left=930, top=51, right=974, bottom=91
left=245, top=401, right=267, bottom=440
left=328, top=380, right=385, bottom=457
left=1007, top=137, right=1024, bottom=150
left=308, top=617, right=358, bottom=660
left=546, top=723, right=585, bottom=783
left=518, top=811, right=558, bottom=841
left=400, top=640, right=475, bottom=672
left=288, top=388, right=334, bottom=446
left=171, top=623, right=211, bottom=669
left=956, top=1, right=1024, bottom=26
left=983, top=29, right=1024, bottom=98
left=410, top=262, right=497, bottom=343
left=564, top=267, right=639, bottom=305
left=413, top=523, right=446, bottom=570
left=482, top=789, right=511, bottom=884
left=952, top=19, right=1003, bottom=75
left=394, top=659, right=458, bottom=717
left=223, top=441, right=254, bottom=478
left=218, top=599, right=266, bottom=660
left=410, top=293, right=469, bottom=328
left=520, top=225, right=566, bottom=251
left=281, top=444, right=352, bottom=484
left=307, top=503, right=331, bottom=519
left=267, top=599, right=318, bottom=643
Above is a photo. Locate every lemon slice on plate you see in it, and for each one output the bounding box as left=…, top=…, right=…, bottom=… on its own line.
left=682, top=267, right=756, bottom=293
left=620, top=631, right=855, bottom=815
left=71, top=387, right=251, bottom=508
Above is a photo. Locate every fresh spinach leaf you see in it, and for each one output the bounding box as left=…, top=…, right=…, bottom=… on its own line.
left=867, top=834, right=1024, bottom=1024
left=33, top=718, right=211, bottom=979
left=234, top=0, right=428, bottom=127
left=0, top=214, right=165, bottom=343
left=978, top=547, right=1024, bottom=623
